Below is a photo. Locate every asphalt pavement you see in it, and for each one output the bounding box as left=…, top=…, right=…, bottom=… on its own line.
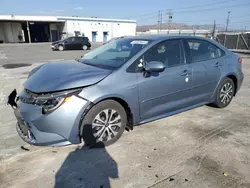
left=0, top=42, right=102, bottom=65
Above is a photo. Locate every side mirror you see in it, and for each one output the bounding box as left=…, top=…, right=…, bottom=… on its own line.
left=145, top=61, right=165, bottom=72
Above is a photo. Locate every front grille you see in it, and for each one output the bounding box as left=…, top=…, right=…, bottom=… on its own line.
left=19, top=121, right=29, bottom=135
left=16, top=121, right=36, bottom=144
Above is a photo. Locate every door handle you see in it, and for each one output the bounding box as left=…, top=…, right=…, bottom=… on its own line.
left=214, top=62, right=222, bottom=67
left=181, top=70, right=191, bottom=76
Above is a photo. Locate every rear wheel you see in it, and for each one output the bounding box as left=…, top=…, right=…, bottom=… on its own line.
left=58, top=45, right=64, bottom=51
left=82, top=45, right=88, bottom=50
left=81, top=100, right=127, bottom=147
left=212, top=78, right=235, bottom=108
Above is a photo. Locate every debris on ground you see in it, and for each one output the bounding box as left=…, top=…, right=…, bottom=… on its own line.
left=20, top=146, right=29, bottom=151
left=223, top=172, right=228, bottom=177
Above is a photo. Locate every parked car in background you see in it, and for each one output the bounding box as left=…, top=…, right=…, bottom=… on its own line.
left=51, top=36, right=91, bottom=51
left=8, top=35, right=244, bottom=148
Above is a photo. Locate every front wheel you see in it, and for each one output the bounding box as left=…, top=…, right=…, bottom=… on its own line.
left=82, top=45, right=88, bottom=50
left=58, top=45, right=64, bottom=51
left=212, top=78, right=235, bottom=108
left=81, top=100, right=127, bottom=147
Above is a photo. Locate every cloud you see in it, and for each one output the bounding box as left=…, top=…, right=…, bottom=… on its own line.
left=39, top=11, right=50, bottom=14
left=38, top=10, right=64, bottom=15
left=55, top=10, right=64, bottom=12
left=74, top=7, right=83, bottom=10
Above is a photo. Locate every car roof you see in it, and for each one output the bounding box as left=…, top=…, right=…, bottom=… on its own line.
left=124, top=35, right=211, bottom=42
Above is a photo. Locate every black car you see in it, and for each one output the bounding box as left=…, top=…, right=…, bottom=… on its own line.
left=51, top=36, right=91, bottom=51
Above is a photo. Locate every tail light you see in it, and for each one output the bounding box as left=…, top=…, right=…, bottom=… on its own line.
left=238, top=57, right=243, bottom=63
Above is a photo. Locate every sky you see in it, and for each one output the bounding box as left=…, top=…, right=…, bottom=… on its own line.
left=1, top=0, right=250, bottom=30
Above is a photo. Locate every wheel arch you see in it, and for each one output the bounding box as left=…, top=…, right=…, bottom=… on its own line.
left=226, top=74, right=238, bottom=96
left=211, top=73, right=238, bottom=102
left=78, top=95, right=134, bottom=140
left=93, top=97, right=134, bottom=131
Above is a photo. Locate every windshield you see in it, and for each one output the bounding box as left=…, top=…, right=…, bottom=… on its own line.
left=79, top=38, right=152, bottom=69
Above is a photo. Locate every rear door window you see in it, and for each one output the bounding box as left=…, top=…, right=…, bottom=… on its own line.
left=65, top=37, right=75, bottom=43
left=185, top=39, right=225, bottom=62
left=75, top=37, right=82, bottom=43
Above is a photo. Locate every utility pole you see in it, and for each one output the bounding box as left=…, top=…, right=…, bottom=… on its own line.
left=212, top=20, right=216, bottom=39
left=167, top=9, right=173, bottom=34
left=157, top=11, right=160, bottom=33
left=160, top=13, right=163, bottom=33
left=225, top=11, right=231, bottom=32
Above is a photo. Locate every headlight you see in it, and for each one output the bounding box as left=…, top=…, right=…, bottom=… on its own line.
left=37, top=96, right=70, bottom=114
left=29, top=88, right=82, bottom=114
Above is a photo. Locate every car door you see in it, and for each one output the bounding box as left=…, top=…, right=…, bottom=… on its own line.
left=75, top=37, right=83, bottom=49
left=136, top=39, right=193, bottom=121
left=64, top=37, right=73, bottom=50
left=70, top=37, right=78, bottom=49
left=183, top=39, right=224, bottom=104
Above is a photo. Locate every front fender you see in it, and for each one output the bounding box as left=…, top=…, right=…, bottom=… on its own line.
left=79, top=85, right=140, bottom=126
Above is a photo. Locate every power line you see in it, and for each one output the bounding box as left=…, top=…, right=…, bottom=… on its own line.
left=166, top=0, right=240, bottom=11
left=230, top=21, right=250, bottom=24
left=136, top=14, right=158, bottom=22
left=124, top=0, right=242, bottom=19
left=125, top=11, right=158, bottom=19
left=172, top=2, right=250, bottom=14
left=231, top=14, right=250, bottom=19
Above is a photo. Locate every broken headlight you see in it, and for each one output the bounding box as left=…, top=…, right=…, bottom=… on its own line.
left=38, top=96, right=67, bottom=114
left=29, top=88, right=82, bottom=114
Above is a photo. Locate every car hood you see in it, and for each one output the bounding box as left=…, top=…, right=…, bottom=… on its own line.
left=52, top=40, right=63, bottom=45
left=24, top=61, right=112, bottom=93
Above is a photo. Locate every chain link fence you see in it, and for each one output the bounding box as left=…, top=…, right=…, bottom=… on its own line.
left=216, top=32, right=250, bottom=51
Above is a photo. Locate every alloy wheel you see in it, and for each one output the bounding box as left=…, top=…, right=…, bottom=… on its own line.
left=82, top=45, right=88, bottom=50
left=220, top=82, right=233, bottom=104
left=92, top=109, right=122, bottom=142
left=59, top=46, right=64, bottom=51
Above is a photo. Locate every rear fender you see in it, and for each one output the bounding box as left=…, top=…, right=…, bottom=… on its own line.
left=210, top=73, right=238, bottom=101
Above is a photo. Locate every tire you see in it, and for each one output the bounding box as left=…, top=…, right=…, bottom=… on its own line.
left=81, top=100, right=127, bottom=148
left=58, top=45, right=64, bottom=51
left=82, top=45, right=88, bottom=50
left=212, top=77, right=235, bottom=108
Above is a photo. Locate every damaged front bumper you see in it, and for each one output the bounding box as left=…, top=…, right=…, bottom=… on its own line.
left=7, top=89, right=90, bottom=146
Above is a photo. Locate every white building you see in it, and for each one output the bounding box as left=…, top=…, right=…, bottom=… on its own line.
left=0, top=15, right=136, bottom=43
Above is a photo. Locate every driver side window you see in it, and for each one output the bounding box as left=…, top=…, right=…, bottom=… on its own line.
left=142, top=39, right=184, bottom=68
